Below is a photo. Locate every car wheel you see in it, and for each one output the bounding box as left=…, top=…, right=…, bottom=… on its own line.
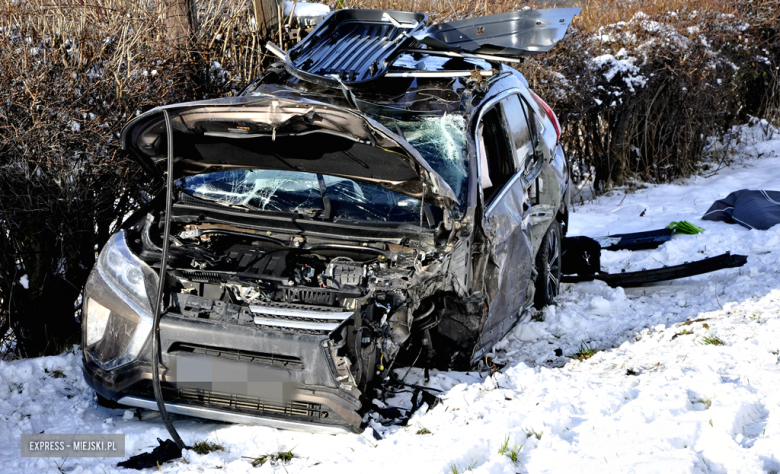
left=534, top=219, right=562, bottom=309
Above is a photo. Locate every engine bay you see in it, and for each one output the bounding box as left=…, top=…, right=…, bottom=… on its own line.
left=126, top=210, right=466, bottom=422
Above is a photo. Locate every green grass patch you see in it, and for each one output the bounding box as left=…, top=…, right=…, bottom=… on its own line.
left=697, top=396, right=712, bottom=409
left=416, top=427, right=432, bottom=435
left=247, top=447, right=296, bottom=467
left=449, top=461, right=477, bottom=473
left=569, top=341, right=599, bottom=361
left=702, top=335, right=726, bottom=346
left=526, top=429, right=543, bottom=440
left=191, top=439, right=224, bottom=455
left=497, top=435, right=523, bottom=464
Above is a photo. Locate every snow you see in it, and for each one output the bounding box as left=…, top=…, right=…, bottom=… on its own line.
left=1, top=123, right=780, bottom=472
left=590, top=50, right=647, bottom=93
left=283, top=1, right=330, bottom=18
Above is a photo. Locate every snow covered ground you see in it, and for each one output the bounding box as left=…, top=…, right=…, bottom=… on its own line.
left=1, top=121, right=779, bottom=473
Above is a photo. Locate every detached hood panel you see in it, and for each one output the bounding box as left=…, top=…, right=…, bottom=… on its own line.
left=414, top=8, right=581, bottom=56
left=121, top=96, right=457, bottom=209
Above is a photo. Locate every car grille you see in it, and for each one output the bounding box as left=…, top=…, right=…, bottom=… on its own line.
left=249, top=301, right=353, bottom=333
left=282, top=287, right=336, bottom=305
left=127, top=381, right=327, bottom=419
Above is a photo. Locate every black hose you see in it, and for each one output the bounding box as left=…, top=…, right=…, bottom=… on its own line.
left=150, top=110, right=186, bottom=451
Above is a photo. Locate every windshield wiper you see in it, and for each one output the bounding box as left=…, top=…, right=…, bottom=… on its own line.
left=316, top=173, right=332, bottom=221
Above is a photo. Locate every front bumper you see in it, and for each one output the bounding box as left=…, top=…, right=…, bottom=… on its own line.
left=82, top=273, right=363, bottom=433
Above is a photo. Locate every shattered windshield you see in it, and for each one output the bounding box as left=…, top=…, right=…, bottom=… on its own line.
left=178, top=170, right=438, bottom=225
left=381, top=114, right=469, bottom=212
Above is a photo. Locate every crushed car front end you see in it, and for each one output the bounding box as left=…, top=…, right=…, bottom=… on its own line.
left=81, top=95, right=476, bottom=432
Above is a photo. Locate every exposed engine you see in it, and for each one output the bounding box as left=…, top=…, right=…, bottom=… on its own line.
left=131, top=213, right=462, bottom=411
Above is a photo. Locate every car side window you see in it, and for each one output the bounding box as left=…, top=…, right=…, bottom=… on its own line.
left=499, top=95, right=536, bottom=178
left=478, top=107, right=515, bottom=203
left=519, top=89, right=548, bottom=133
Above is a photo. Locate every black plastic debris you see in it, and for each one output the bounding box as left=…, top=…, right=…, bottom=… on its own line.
left=409, top=387, right=442, bottom=417
left=561, top=236, right=601, bottom=276
left=117, top=438, right=183, bottom=470
left=599, top=228, right=675, bottom=251
left=562, top=252, right=747, bottom=287
left=702, top=189, right=780, bottom=230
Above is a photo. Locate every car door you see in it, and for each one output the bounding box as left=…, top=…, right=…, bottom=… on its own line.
left=517, top=88, right=566, bottom=254
left=472, top=93, right=537, bottom=361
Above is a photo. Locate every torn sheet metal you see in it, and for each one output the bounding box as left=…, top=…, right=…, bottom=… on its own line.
left=473, top=178, right=534, bottom=361
left=414, top=8, right=582, bottom=57
left=284, top=9, right=427, bottom=86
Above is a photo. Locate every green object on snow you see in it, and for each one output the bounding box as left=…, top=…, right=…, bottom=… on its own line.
left=666, top=221, right=705, bottom=235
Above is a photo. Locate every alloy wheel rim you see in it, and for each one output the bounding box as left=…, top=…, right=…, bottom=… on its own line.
left=546, top=228, right=560, bottom=301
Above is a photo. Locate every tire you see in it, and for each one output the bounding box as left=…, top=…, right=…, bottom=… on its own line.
left=534, top=219, right=562, bottom=309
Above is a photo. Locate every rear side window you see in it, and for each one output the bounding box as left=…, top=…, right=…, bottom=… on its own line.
left=499, top=94, right=534, bottom=168
left=519, top=89, right=550, bottom=136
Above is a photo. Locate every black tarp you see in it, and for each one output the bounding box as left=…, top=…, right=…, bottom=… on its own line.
left=702, top=190, right=780, bottom=230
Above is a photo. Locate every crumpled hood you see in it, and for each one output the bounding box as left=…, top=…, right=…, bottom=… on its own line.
left=121, top=95, right=458, bottom=209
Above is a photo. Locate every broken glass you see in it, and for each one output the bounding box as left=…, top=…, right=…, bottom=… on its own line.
left=178, top=170, right=434, bottom=225
left=381, top=114, right=469, bottom=212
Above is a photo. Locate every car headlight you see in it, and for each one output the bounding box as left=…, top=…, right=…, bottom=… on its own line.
left=84, top=231, right=158, bottom=369
left=98, top=231, right=158, bottom=315
left=85, top=297, right=111, bottom=346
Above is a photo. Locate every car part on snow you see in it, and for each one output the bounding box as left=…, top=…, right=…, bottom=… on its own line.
left=561, top=236, right=601, bottom=277
left=560, top=228, right=677, bottom=278
left=594, top=228, right=675, bottom=252
left=117, top=438, right=182, bottom=470
left=666, top=221, right=704, bottom=235
left=702, top=189, right=780, bottom=230
left=562, top=252, right=748, bottom=288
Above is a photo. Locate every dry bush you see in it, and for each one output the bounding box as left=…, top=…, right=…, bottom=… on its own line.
left=0, top=0, right=272, bottom=356
left=522, top=1, right=780, bottom=188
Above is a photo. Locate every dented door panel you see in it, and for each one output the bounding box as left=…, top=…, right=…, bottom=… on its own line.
left=473, top=175, right=533, bottom=360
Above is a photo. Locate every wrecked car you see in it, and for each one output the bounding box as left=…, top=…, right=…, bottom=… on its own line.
left=81, top=8, right=580, bottom=433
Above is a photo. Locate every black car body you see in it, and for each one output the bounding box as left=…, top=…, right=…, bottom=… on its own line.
left=82, top=8, right=577, bottom=433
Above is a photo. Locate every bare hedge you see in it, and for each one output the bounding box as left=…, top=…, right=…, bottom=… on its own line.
left=0, top=0, right=268, bottom=356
